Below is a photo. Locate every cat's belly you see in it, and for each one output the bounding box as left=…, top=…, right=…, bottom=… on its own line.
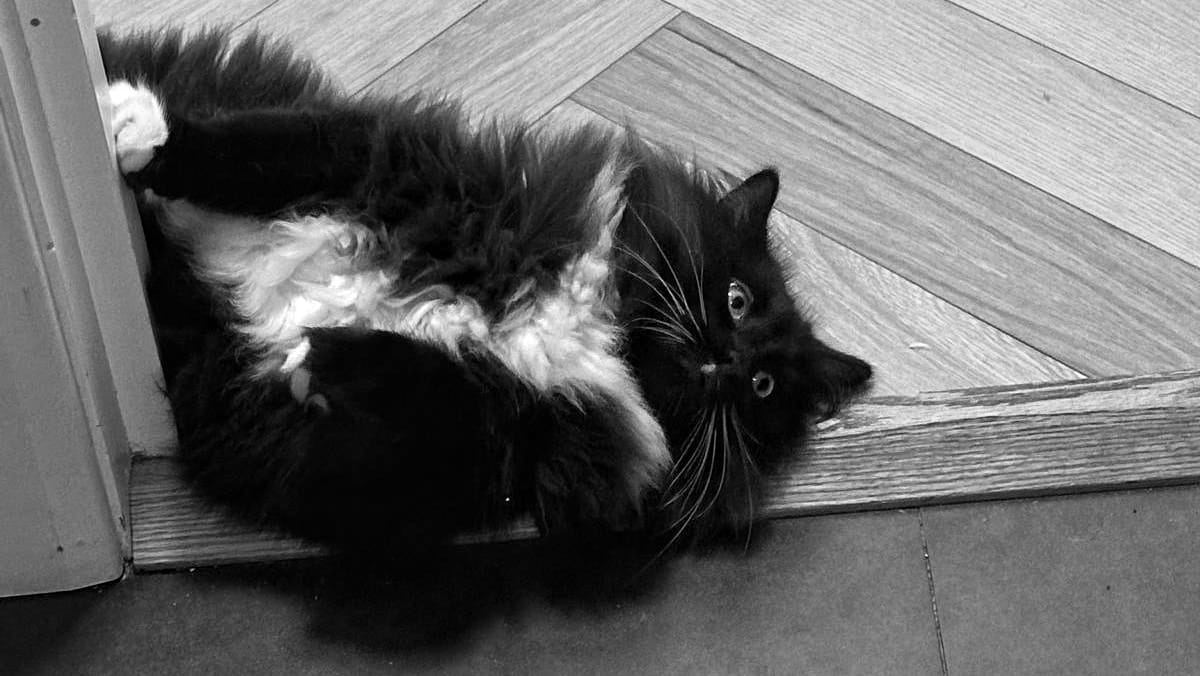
left=157, top=200, right=487, bottom=370
left=156, top=182, right=668, bottom=490
left=157, top=200, right=624, bottom=396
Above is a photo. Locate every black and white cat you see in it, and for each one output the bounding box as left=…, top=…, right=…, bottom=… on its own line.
left=101, top=28, right=872, bottom=553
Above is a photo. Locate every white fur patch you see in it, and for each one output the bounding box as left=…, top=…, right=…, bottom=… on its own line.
left=157, top=148, right=670, bottom=497
left=108, top=81, right=168, bottom=173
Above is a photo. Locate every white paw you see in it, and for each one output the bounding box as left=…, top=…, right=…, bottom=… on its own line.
left=282, top=339, right=329, bottom=413
left=107, top=80, right=168, bottom=174
left=288, top=367, right=330, bottom=414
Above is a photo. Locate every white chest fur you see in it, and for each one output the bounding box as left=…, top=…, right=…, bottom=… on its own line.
left=158, top=194, right=670, bottom=491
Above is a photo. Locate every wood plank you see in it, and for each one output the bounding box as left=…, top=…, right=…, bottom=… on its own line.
left=950, top=0, right=1200, bottom=116
left=365, top=0, right=678, bottom=120
left=90, top=0, right=275, bottom=31
left=130, top=459, right=536, bottom=570
left=572, top=16, right=1200, bottom=376
left=770, top=370, right=1200, bottom=517
left=672, top=0, right=1200, bottom=270
left=235, top=0, right=485, bottom=94
left=537, top=101, right=1081, bottom=394
left=131, top=370, right=1200, bottom=571
left=772, top=212, right=1080, bottom=395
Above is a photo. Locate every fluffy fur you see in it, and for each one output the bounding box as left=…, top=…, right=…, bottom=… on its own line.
left=99, top=27, right=873, bottom=553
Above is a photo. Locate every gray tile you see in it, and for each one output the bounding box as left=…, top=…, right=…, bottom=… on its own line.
left=923, top=486, right=1200, bottom=676
left=2, top=510, right=940, bottom=675
left=479, top=511, right=940, bottom=676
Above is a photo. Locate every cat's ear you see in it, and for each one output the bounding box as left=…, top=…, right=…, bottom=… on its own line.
left=720, top=169, right=780, bottom=240
left=809, top=341, right=873, bottom=417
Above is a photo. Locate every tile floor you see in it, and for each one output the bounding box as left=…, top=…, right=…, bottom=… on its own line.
left=4, top=485, right=1198, bottom=675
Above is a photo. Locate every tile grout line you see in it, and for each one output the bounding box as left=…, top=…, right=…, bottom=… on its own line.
left=919, top=509, right=950, bottom=676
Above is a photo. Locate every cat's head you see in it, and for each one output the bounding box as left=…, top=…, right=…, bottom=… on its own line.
left=616, top=158, right=872, bottom=539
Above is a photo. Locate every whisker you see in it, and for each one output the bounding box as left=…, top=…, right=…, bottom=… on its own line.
left=633, top=302, right=690, bottom=334
left=615, top=245, right=691, bottom=319
left=616, top=260, right=701, bottom=344
left=668, top=406, right=719, bottom=530
left=624, top=213, right=706, bottom=340
left=635, top=201, right=708, bottom=329
left=662, top=408, right=710, bottom=498
left=730, top=407, right=757, bottom=550
left=617, top=261, right=689, bottom=320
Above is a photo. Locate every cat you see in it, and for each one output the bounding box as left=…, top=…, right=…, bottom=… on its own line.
left=99, top=27, right=873, bottom=554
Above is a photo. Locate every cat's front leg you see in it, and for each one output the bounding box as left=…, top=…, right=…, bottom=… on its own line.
left=108, top=80, right=169, bottom=174
left=106, top=80, right=372, bottom=214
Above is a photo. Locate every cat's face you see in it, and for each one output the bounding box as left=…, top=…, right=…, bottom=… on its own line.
left=617, top=167, right=872, bottom=539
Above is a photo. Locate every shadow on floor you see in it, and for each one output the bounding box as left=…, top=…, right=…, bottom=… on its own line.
left=1, top=525, right=781, bottom=673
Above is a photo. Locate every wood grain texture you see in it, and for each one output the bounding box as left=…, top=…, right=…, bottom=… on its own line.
left=366, top=0, right=678, bottom=120
left=951, top=0, right=1200, bottom=116
left=672, top=0, right=1200, bottom=270
left=130, top=459, right=536, bottom=570
left=131, top=370, right=1200, bottom=571
left=235, top=0, right=485, bottom=93
left=769, top=370, right=1200, bottom=517
left=90, top=0, right=275, bottom=31
left=771, top=212, right=1080, bottom=395
left=538, top=101, right=1080, bottom=394
left=573, top=16, right=1200, bottom=376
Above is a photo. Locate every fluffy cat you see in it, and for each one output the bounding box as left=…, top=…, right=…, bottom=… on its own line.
left=100, top=28, right=872, bottom=553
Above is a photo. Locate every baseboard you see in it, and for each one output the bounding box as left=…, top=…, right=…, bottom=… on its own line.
left=131, top=370, right=1200, bottom=571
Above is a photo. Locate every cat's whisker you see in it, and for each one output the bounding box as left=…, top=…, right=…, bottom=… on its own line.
left=636, top=201, right=708, bottom=329
left=618, top=261, right=699, bottom=342
left=629, top=313, right=692, bottom=339
left=615, top=243, right=685, bottom=309
left=690, top=405, right=729, bottom=522
left=615, top=248, right=696, bottom=332
left=622, top=216, right=706, bottom=340
left=636, top=221, right=706, bottom=341
left=668, top=406, right=719, bottom=530
left=664, top=437, right=712, bottom=509
left=630, top=322, right=689, bottom=347
left=615, top=246, right=705, bottom=355
left=730, top=407, right=757, bottom=550
left=730, top=407, right=760, bottom=476
left=663, top=409, right=711, bottom=510
left=662, top=407, right=711, bottom=499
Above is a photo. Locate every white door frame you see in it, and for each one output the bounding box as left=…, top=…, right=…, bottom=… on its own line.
left=0, top=0, right=175, bottom=596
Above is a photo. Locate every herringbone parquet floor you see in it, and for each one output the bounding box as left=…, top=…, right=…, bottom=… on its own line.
left=95, top=0, right=1200, bottom=397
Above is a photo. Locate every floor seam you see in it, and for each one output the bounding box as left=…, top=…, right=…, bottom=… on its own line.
left=919, top=509, right=950, bottom=676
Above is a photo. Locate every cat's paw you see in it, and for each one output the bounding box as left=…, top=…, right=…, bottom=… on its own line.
left=107, top=80, right=168, bottom=174
left=283, top=339, right=330, bottom=413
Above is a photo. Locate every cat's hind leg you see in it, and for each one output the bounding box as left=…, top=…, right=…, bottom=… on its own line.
left=266, top=327, right=528, bottom=542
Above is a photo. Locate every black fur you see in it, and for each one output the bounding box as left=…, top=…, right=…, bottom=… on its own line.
left=100, top=27, right=872, bottom=553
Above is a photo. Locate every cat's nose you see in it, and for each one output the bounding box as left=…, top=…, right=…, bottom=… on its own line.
left=698, top=357, right=738, bottom=381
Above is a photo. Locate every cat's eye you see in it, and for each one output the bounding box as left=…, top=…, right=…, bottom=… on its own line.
left=752, top=371, right=775, bottom=399
left=728, top=279, right=753, bottom=323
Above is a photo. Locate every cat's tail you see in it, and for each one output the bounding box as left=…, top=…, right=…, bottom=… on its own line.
left=97, top=26, right=336, bottom=114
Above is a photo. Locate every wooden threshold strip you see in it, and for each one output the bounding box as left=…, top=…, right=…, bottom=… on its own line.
left=131, top=370, right=1200, bottom=571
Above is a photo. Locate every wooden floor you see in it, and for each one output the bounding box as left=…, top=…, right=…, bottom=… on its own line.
left=92, top=0, right=1200, bottom=395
